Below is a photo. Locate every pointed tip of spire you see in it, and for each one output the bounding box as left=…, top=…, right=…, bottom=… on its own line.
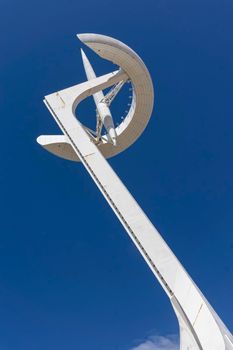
left=80, top=47, right=84, bottom=58
left=80, top=45, right=97, bottom=82
left=80, top=48, right=86, bottom=60
left=80, top=48, right=90, bottom=70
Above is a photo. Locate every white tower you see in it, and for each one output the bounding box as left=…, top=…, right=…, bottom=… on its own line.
left=37, top=33, right=233, bottom=350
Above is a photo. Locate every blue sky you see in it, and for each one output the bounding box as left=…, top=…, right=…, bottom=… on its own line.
left=1, top=0, right=233, bottom=349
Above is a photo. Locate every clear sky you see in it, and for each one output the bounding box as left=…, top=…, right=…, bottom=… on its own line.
left=1, top=0, right=233, bottom=349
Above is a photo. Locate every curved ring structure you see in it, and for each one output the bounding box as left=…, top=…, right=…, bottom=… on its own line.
left=37, top=33, right=154, bottom=161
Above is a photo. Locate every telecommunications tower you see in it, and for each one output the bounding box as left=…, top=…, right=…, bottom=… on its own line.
left=37, top=34, right=233, bottom=350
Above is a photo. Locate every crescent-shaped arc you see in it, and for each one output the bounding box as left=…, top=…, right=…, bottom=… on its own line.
left=37, top=33, right=154, bottom=161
